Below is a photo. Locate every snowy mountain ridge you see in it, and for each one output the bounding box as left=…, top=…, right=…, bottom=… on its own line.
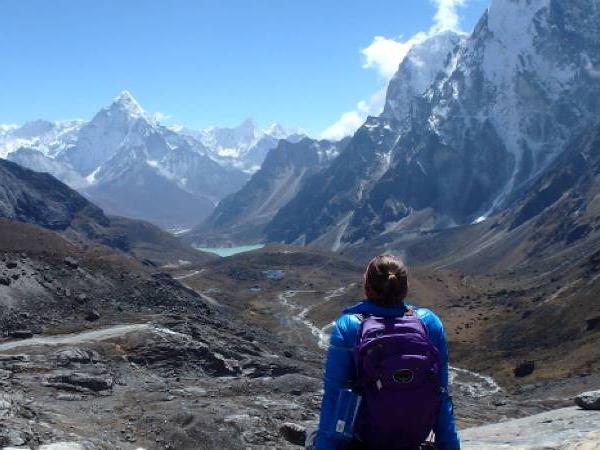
left=266, top=0, right=600, bottom=249
left=0, top=91, right=301, bottom=177
left=177, top=118, right=305, bottom=172
left=0, top=119, right=83, bottom=159
left=0, top=92, right=264, bottom=228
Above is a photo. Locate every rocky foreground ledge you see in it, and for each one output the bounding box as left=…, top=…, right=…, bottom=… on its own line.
left=461, top=406, right=600, bottom=449
left=5, top=405, right=600, bottom=450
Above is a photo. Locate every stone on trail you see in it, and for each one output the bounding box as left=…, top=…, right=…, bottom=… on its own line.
left=280, top=422, right=307, bottom=446
left=576, top=390, right=600, bottom=410
left=84, top=310, right=101, bottom=322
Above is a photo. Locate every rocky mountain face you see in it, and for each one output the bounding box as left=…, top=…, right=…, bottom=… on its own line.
left=0, top=158, right=108, bottom=233
left=337, top=119, right=600, bottom=394
left=0, top=158, right=211, bottom=266
left=189, top=137, right=348, bottom=246
left=267, top=0, right=600, bottom=250
left=1, top=92, right=250, bottom=229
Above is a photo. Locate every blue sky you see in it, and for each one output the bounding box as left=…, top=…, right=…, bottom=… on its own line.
left=0, top=0, right=489, bottom=135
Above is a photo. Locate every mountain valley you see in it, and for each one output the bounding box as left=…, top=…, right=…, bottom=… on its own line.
left=2, top=0, right=600, bottom=448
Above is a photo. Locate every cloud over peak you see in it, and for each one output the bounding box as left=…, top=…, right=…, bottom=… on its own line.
left=320, top=0, right=471, bottom=140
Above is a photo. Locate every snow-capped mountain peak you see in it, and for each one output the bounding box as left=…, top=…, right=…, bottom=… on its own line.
left=264, top=122, right=300, bottom=139
left=238, top=117, right=259, bottom=133
left=266, top=0, right=600, bottom=248
left=0, top=119, right=84, bottom=159
left=110, top=90, right=146, bottom=118
left=0, top=124, right=19, bottom=135
left=179, top=118, right=306, bottom=172
left=382, top=30, right=465, bottom=121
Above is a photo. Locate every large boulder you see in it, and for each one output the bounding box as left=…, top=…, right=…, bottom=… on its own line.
left=513, top=361, right=535, bottom=378
left=46, top=372, right=113, bottom=392
left=280, top=422, right=307, bottom=446
left=54, top=348, right=100, bottom=367
left=575, top=390, right=600, bottom=410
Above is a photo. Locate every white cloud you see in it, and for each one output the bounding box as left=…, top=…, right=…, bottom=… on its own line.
left=320, top=110, right=366, bottom=141
left=151, top=111, right=171, bottom=123
left=320, top=89, right=386, bottom=141
left=320, top=0, right=469, bottom=140
left=431, top=0, right=467, bottom=33
left=361, top=33, right=428, bottom=80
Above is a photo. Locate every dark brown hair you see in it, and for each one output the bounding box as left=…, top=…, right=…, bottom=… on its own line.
left=364, top=254, right=408, bottom=307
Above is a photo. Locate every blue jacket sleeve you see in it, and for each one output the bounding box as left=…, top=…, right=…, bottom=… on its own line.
left=315, top=315, right=358, bottom=450
left=420, top=310, right=460, bottom=450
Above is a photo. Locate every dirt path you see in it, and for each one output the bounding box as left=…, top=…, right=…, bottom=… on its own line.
left=173, top=269, right=204, bottom=280
left=172, top=269, right=221, bottom=306
left=0, top=324, right=175, bottom=352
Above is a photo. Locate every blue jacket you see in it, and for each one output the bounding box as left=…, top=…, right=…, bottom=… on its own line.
left=315, top=300, right=460, bottom=450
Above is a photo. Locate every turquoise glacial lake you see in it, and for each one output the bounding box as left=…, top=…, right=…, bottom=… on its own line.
left=194, top=244, right=265, bottom=257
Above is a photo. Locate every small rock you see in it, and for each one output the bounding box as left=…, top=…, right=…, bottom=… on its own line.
left=514, top=360, right=535, bottom=378
left=575, top=390, right=600, bottom=410
left=85, top=310, right=101, bottom=322
left=0, top=398, right=13, bottom=417
left=0, top=277, right=10, bottom=286
left=586, top=316, right=600, bottom=332
left=2, top=429, right=26, bottom=446
left=76, top=293, right=88, bottom=304
left=9, top=330, right=33, bottom=339
left=64, top=256, right=79, bottom=269
left=57, top=393, right=84, bottom=401
left=182, top=387, right=207, bottom=397
left=10, top=273, right=19, bottom=281
left=280, top=422, right=306, bottom=446
left=55, top=348, right=100, bottom=366
left=263, top=270, right=285, bottom=281
left=6, top=261, right=17, bottom=269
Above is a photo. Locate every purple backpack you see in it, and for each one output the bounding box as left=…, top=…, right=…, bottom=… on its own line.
left=353, top=308, right=441, bottom=450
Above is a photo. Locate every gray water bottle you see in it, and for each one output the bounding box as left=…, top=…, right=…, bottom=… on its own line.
left=333, top=388, right=362, bottom=440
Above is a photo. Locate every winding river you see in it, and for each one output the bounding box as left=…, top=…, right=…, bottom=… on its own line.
left=277, top=289, right=501, bottom=398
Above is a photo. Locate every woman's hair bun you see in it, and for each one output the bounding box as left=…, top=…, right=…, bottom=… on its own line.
left=364, top=254, right=409, bottom=307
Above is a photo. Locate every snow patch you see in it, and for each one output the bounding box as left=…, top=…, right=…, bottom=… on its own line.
left=85, top=166, right=101, bottom=185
